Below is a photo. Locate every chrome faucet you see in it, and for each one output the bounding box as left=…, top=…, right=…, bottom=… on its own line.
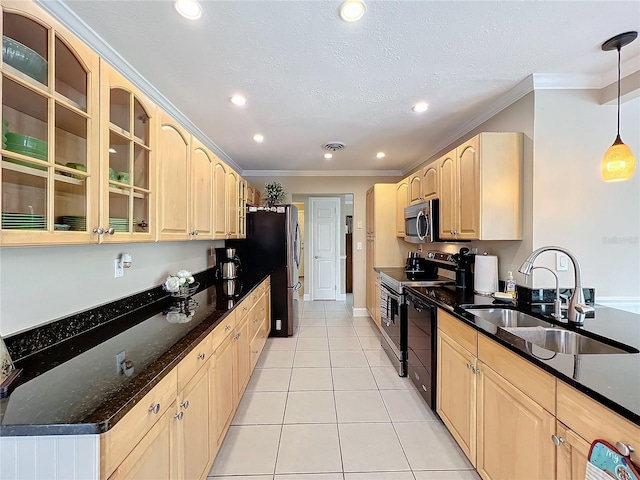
left=530, top=266, right=563, bottom=320
left=518, top=246, right=594, bottom=325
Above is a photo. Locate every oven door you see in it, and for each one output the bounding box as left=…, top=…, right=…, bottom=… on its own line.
left=380, top=283, right=407, bottom=376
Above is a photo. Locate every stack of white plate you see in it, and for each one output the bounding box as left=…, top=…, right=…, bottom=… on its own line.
left=61, top=216, right=86, bottom=231
left=2, top=212, right=46, bottom=229
left=109, top=217, right=129, bottom=233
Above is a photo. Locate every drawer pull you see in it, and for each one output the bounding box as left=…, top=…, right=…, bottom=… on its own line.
left=198, top=352, right=205, bottom=360
left=615, top=442, right=635, bottom=457
left=148, top=403, right=160, bottom=415
left=472, top=367, right=480, bottom=375
left=174, top=411, right=184, bottom=421
left=225, top=325, right=232, bottom=331
left=551, top=435, right=565, bottom=446
left=180, top=400, right=190, bottom=410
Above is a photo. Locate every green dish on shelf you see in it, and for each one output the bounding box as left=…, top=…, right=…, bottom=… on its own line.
left=5, top=132, right=47, bottom=154
left=2, top=36, right=48, bottom=84
left=109, top=167, right=118, bottom=181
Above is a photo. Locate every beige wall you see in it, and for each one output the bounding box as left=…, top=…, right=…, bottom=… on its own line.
left=0, top=241, right=223, bottom=336
left=532, top=89, right=639, bottom=298
left=246, top=176, right=402, bottom=309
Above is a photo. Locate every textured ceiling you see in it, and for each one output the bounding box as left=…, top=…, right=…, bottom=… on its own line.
left=57, top=0, right=640, bottom=174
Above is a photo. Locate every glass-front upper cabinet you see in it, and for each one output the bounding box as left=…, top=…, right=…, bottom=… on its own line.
left=1, top=1, right=99, bottom=245
left=99, top=62, right=155, bottom=243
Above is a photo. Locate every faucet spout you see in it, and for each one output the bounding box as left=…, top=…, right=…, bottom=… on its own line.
left=518, top=246, right=593, bottom=325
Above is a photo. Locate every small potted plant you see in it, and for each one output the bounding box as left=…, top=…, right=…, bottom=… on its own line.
left=264, top=181, right=286, bottom=206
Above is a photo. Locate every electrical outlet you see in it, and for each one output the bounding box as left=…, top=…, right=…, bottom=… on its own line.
left=357, top=220, right=362, bottom=229
left=356, top=242, right=363, bottom=250
left=116, top=350, right=126, bottom=373
left=114, top=259, right=124, bottom=278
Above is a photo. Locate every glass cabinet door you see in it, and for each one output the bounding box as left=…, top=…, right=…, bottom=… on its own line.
left=100, top=63, right=155, bottom=243
left=1, top=4, right=99, bottom=245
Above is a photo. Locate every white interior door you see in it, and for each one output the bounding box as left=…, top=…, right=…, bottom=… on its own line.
left=310, top=198, right=339, bottom=300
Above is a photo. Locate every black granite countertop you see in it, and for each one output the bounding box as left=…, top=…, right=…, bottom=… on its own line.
left=0, top=271, right=270, bottom=436
left=406, top=285, right=640, bottom=427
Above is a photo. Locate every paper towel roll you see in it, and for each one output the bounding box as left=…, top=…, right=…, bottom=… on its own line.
left=474, top=255, right=498, bottom=295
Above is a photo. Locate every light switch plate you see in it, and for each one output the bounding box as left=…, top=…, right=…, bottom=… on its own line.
left=556, top=253, right=569, bottom=271
left=114, top=259, right=124, bottom=278
left=357, top=221, right=362, bottom=229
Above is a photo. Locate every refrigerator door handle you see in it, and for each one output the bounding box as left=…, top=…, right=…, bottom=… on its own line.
left=293, top=281, right=302, bottom=292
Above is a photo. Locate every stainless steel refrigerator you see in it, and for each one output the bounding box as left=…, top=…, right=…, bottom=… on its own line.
left=227, top=205, right=301, bottom=336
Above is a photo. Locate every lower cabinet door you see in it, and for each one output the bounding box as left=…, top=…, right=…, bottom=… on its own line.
left=555, top=421, right=590, bottom=480
left=437, top=331, right=477, bottom=465
left=214, top=333, right=235, bottom=445
left=176, top=365, right=211, bottom=480
left=235, top=315, right=251, bottom=399
left=476, top=363, right=555, bottom=480
left=108, top=401, right=177, bottom=480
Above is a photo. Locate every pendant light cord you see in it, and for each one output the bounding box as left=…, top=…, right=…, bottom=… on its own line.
left=617, top=46, right=621, bottom=137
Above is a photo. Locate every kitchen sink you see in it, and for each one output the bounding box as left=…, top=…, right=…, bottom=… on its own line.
left=464, top=308, right=552, bottom=328
left=506, top=328, right=638, bottom=355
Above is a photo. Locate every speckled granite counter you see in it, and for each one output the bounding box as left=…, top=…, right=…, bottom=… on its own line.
left=0, top=270, right=270, bottom=436
left=406, top=285, right=640, bottom=427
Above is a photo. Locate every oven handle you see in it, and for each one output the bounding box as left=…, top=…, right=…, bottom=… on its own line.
left=380, top=282, right=402, bottom=303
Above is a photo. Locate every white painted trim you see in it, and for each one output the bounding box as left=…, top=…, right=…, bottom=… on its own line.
left=242, top=170, right=403, bottom=177
left=34, top=0, right=242, bottom=174
left=303, top=293, right=310, bottom=301
left=336, top=293, right=346, bottom=301
left=352, top=307, right=370, bottom=317
left=0, top=434, right=99, bottom=479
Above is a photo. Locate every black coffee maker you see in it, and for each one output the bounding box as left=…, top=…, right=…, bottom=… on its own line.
left=405, top=252, right=437, bottom=280
left=451, top=247, right=475, bottom=289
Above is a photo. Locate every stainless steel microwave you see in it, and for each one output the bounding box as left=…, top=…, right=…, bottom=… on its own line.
left=404, top=199, right=440, bottom=243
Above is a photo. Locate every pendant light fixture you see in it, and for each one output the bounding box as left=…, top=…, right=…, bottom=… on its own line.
left=600, top=31, right=637, bottom=182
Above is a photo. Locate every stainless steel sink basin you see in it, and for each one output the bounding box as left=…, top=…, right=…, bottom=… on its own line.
left=507, top=328, right=638, bottom=355
left=464, top=308, right=552, bottom=328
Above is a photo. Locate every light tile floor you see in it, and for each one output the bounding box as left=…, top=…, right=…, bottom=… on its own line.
left=209, top=300, right=478, bottom=480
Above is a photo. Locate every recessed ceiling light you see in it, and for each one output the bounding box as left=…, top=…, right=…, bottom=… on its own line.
left=174, top=0, right=202, bottom=20
left=324, top=153, right=333, bottom=159
left=412, top=101, right=429, bottom=113
left=253, top=134, right=264, bottom=143
left=339, top=0, right=366, bottom=22
left=230, top=95, right=247, bottom=106
left=376, top=152, right=386, bottom=159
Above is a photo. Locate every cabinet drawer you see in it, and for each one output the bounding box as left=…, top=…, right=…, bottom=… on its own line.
left=100, top=369, right=177, bottom=479
left=248, top=303, right=263, bottom=340
left=438, top=310, right=477, bottom=356
left=250, top=327, right=267, bottom=371
left=236, top=295, right=254, bottom=320
left=177, top=334, right=213, bottom=391
left=557, top=382, right=639, bottom=465
left=478, top=334, right=555, bottom=414
left=210, top=310, right=237, bottom=352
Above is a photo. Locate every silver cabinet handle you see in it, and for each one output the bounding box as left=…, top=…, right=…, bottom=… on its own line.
left=93, top=227, right=104, bottom=235
left=225, top=325, right=232, bottom=331
left=466, top=363, right=472, bottom=369
left=193, top=230, right=198, bottom=236
left=198, top=352, right=205, bottom=360
left=551, top=435, right=565, bottom=446
left=180, top=400, right=190, bottom=409
left=148, top=403, right=160, bottom=414
left=174, top=411, right=184, bottom=421
left=615, top=442, right=635, bottom=456
left=106, top=227, right=115, bottom=235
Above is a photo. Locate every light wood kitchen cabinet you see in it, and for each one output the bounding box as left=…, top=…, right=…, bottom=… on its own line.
left=190, top=138, right=215, bottom=239
left=409, top=172, right=422, bottom=205
left=237, top=175, right=247, bottom=239
left=476, top=362, right=556, bottom=480
left=175, top=364, right=211, bottom=480
left=226, top=170, right=239, bottom=239
left=366, top=184, right=407, bottom=321
left=437, top=328, right=477, bottom=464
left=439, top=132, right=523, bottom=241
left=213, top=325, right=235, bottom=446
left=100, top=62, right=156, bottom=243
left=234, top=311, right=251, bottom=399
left=157, top=111, right=190, bottom=241
left=555, top=421, right=590, bottom=480
left=107, top=400, right=176, bottom=480
left=213, top=158, right=227, bottom=238
left=395, top=177, right=409, bottom=237
left=421, top=162, right=438, bottom=201
left=1, top=1, right=101, bottom=245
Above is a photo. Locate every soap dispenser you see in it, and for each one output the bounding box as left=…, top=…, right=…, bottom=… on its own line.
left=505, top=271, right=517, bottom=299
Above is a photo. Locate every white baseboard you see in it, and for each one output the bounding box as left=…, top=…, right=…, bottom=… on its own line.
left=303, top=293, right=310, bottom=301
left=336, top=293, right=346, bottom=301
left=352, top=307, right=369, bottom=317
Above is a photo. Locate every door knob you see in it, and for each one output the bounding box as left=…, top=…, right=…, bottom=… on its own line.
left=314, top=256, right=319, bottom=259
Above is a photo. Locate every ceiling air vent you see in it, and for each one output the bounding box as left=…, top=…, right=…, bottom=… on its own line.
left=322, top=142, right=346, bottom=152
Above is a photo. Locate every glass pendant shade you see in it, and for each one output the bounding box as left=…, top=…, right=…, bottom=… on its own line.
left=601, top=135, right=636, bottom=181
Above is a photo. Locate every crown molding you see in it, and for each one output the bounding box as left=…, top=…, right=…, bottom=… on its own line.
left=242, top=170, right=403, bottom=177
left=34, top=0, right=242, bottom=173
left=531, top=73, right=602, bottom=90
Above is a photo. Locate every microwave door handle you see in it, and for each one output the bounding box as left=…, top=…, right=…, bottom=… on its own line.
left=416, top=211, right=426, bottom=241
